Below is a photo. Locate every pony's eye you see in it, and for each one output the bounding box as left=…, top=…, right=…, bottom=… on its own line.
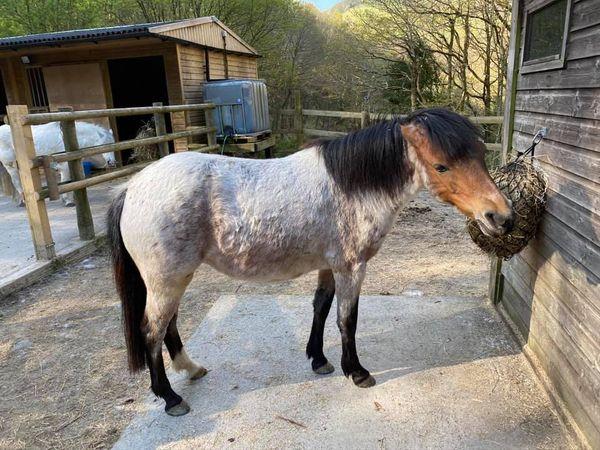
left=434, top=164, right=449, bottom=173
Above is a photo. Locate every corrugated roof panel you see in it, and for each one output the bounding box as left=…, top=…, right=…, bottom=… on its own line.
left=0, top=22, right=169, bottom=49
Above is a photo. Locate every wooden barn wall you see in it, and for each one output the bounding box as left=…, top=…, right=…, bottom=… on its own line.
left=0, top=39, right=185, bottom=148
left=207, top=50, right=258, bottom=80
left=176, top=45, right=259, bottom=147
left=43, top=63, right=110, bottom=128
left=176, top=44, right=207, bottom=147
left=501, top=0, right=600, bottom=446
left=157, top=21, right=255, bottom=55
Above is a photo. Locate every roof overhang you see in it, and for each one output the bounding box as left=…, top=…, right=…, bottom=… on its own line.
left=0, top=17, right=258, bottom=56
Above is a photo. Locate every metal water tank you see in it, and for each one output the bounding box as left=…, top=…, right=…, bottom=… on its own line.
left=203, top=79, right=270, bottom=138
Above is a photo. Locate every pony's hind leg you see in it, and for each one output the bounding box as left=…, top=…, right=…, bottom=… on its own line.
left=144, top=286, right=191, bottom=416
left=306, top=269, right=336, bottom=374
left=165, top=314, right=207, bottom=380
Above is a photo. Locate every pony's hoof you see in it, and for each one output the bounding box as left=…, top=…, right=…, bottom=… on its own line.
left=353, top=373, right=376, bottom=388
left=166, top=400, right=190, bottom=416
left=17, top=200, right=25, bottom=207
left=190, top=366, right=207, bottom=380
left=64, top=201, right=75, bottom=207
left=313, top=361, right=335, bottom=375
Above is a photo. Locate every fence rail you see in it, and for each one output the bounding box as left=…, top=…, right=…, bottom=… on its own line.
left=8, top=102, right=217, bottom=260
left=279, top=101, right=503, bottom=154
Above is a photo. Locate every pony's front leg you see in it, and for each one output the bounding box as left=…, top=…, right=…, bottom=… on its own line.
left=334, top=264, right=376, bottom=388
left=4, top=163, right=24, bottom=206
left=57, top=163, right=75, bottom=207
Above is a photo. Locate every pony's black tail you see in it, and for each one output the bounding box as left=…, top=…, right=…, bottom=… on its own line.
left=107, top=189, right=147, bottom=372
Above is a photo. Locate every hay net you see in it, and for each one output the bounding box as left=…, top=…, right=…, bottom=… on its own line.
left=467, top=131, right=548, bottom=260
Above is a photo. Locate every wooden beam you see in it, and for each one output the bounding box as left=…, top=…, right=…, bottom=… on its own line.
left=7, top=105, right=55, bottom=260
left=24, top=103, right=215, bottom=125
left=490, top=0, right=523, bottom=304
left=153, top=102, right=170, bottom=158
left=42, top=126, right=215, bottom=165
left=294, top=90, right=304, bottom=145
left=59, top=108, right=95, bottom=240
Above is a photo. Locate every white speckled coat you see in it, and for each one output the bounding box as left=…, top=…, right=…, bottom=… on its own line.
left=110, top=109, right=513, bottom=415
left=120, top=148, right=423, bottom=292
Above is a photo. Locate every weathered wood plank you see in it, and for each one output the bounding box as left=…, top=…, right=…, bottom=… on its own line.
left=7, top=105, right=55, bottom=260
left=60, top=110, right=95, bottom=240
left=570, top=0, right=600, bottom=32
left=501, top=281, right=532, bottom=337
left=519, top=233, right=599, bottom=309
left=517, top=56, right=600, bottom=90
left=527, top=328, right=600, bottom=448
left=504, top=256, right=600, bottom=349
left=537, top=212, right=600, bottom=279
left=514, top=88, right=600, bottom=120
left=512, top=131, right=600, bottom=182
left=535, top=161, right=600, bottom=215
left=544, top=190, right=600, bottom=247
left=567, top=24, right=600, bottom=61
left=513, top=111, right=600, bottom=155
left=304, top=128, right=347, bottom=138
left=503, top=261, right=600, bottom=442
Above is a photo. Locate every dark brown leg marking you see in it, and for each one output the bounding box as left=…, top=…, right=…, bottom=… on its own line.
left=306, top=270, right=336, bottom=374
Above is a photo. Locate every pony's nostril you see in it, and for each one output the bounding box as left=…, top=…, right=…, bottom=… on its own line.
left=503, top=215, right=515, bottom=233
left=484, top=211, right=514, bottom=233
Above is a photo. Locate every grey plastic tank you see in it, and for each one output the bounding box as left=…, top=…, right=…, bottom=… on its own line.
left=203, top=79, right=270, bottom=138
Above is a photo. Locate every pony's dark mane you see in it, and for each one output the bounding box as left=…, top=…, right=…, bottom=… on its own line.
left=317, top=117, right=410, bottom=197
left=317, top=108, right=482, bottom=196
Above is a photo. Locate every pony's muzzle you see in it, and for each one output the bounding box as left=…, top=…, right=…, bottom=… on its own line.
left=480, top=210, right=514, bottom=236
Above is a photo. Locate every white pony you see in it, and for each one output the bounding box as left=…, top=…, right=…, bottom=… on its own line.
left=0, top=122, right=116, bottom=206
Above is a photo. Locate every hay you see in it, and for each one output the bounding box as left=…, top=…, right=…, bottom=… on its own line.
left=128, top=120, right=159, bottom=163
left=467, top=158, right=547, bottom=259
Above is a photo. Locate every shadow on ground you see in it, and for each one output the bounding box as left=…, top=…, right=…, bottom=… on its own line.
left=114, top=294, right=575, bottom=449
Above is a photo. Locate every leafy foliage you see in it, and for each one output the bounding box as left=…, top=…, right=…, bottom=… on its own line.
left=0, top=0, right=511, bottom=119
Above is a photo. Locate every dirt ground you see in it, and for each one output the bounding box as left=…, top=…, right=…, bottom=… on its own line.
left=0, top=192, right=492, bottom=449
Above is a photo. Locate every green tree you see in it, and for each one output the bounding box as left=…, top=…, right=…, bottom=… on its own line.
left=384, top=41, right=439, bottom=111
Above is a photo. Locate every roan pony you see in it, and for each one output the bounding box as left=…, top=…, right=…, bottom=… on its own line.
left=107, top=108, right=514, bottom=416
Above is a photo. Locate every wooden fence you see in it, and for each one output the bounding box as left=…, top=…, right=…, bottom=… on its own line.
left=7, top=102, right=218, bottom=261
left=280, top=102, right=504, bottom=154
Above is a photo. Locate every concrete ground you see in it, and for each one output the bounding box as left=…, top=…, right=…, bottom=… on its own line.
left=0, top=182, right=120, bottom=284
left=114, top=294, right=576, bottom=450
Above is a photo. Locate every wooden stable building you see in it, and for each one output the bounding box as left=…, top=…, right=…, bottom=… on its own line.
left=0, top=17, right=259, bottom=152
left=496, top=0, right=599, bottom=446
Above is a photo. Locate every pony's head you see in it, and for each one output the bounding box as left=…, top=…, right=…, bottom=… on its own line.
left=401, top=108, right=513, bottom=236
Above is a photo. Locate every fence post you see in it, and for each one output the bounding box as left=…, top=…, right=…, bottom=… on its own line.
left=293, top=89, right=304, bottom=145
left=152, top=102, right=169, bottom=158
left=361, top=110, right=370, bottom=129
left=205, top=106, right=217, bottom=150
left=59, top=107, right=95, bottom=241
left=7, top=105, right=56, bottom=260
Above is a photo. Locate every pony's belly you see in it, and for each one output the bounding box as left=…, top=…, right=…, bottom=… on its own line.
left=204, top=252, right=326, bottom=282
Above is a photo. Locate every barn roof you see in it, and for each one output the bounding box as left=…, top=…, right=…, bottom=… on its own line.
left=0, top=17, right=258, bottom=56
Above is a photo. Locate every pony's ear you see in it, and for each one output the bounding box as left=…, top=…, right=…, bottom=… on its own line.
left=400, top=123, right=425, bottom=148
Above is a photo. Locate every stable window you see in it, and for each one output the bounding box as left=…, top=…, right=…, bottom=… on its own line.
left=26, top=67, right=49, bottom=112
left=521, top=0, right=571, bottom=73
